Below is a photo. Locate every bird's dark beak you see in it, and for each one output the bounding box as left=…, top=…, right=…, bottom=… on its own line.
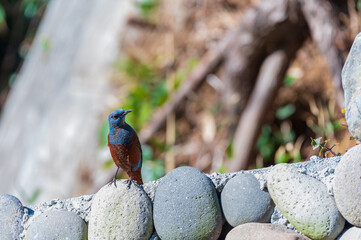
left=124, top=110, right=132, bottom=115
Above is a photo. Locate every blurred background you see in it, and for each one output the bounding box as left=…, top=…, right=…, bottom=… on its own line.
left=0, top=0, right=359, bottom=204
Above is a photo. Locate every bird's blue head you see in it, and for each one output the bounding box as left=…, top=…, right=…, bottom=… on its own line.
left=108, top=109, right=132, bottom=127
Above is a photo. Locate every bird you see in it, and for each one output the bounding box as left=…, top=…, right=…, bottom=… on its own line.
left=108, top=109, right=143, bottom=187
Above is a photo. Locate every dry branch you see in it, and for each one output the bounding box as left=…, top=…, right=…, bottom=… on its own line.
left=139, top=0, right=347, bottom=172
left=139, top=36, right=231, bottom=143
left=300, top=0, right=345, bottom=107
left=140, top=0, right=309, bottom=144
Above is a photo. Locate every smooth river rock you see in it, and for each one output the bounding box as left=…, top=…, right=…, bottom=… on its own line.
left=225, top=222, right=311, bottom=240
left=26, top=210, right=87, bottom=240
left=153, top=166, right=223, bottom=240
left=334, top=144, right=361, bottom=227
left=267, top=164, right=345, bottom=240
left=342, top=32, right=361, bottom=140
left=337, top=227, right=361, bottom=240
left=0, top=194, right=23, bottom=240
left=221, top=173, right=274, bottom=227
left=88, top=180, right=153, bottom=240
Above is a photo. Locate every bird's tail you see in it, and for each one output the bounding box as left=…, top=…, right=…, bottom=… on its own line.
left=130, top=170, right=143, bottom=185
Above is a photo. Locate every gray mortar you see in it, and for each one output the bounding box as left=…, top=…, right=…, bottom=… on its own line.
left=20, top=155, right=341, bottom=239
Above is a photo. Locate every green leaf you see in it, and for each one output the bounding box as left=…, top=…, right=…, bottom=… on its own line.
left=218, top=165, right=227, bottom=174
left=24, top=2, right=38, bottom=18
left=103, top=159, right=114, bottom=170
left=40, top=37, right=50, bottom=52
left=27, top=188, right=41, bottom=204
left=332, top=121, right=343, bottom=131
left=0, top=4, right=6, bottom=25
left=226, top=138, right=234, bottom=159
left=275, top=152, right=290, bottom=164
left=276, top=104, right=295, bottom=120
left=136, top=0, right=158, bottom=17
left=293, top=152, right=301, bottom=163
left=311, top=137, right=322, bottom=150
left=283, top=75, right=297, bottom=86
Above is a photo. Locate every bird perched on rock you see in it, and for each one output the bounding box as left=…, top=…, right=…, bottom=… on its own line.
left=108, top=109, right=143, bottom=186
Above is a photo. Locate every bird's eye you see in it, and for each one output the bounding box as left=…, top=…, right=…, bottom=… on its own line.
left=113, top=115, right=120, bottom=119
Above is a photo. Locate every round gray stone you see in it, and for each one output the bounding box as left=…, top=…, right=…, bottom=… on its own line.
left=26, top=210, right=87, bottom=240
left=337, top=227, right=361, bottom=240
left=0, top=194, right=23, bottom=240
left=268, top=164, right=345, bottom=240
left=154, top=166, right=223, bottom=240
left=225, top=223, right=311, bottom=240
left=334, top=144, right=361, bottom=227
left=88, top=180, right=153, bottom=240
left=221, top=173, right=274, bottom=227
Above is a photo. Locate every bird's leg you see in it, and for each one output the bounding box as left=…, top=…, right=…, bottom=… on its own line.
left=127, top=169, right=133, bottom=189
left=109, top=166, right=120, bottom=187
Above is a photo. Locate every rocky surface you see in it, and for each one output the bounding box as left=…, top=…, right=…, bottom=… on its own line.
left=225, top=222, right=311, bottom=240
left=268, top=164, right=345, bottom=240
left=334, top=144, right=361, bottom=227
left=0, top=194, right=24, bottom=240
left=221, top=173, right=274, bottom=227
left=337, top=227, right=361, bottom=240
left=88, top=180, right=153, bottom=240
left=153, top=166, right=223, bottom=240
left=342, top=32, right=361, bottom=140
left=9, top=155, right=345, bottom=240
left=25, top=210, right=87, bottom=240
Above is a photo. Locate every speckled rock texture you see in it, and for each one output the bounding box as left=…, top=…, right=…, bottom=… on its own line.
left=16, top=156, right=344, bottom=240
left=334, top=144, right=361, bottom=227
left=225, top=223, right=311, bottom=240
left=268, top=164, right=345, bottom=240
left=337, top=227, right=361, bottom=240
left=25, top=210, right=87, bottom=240
left=153, top=166, right=223, bottom=240
left=342, top=32, right=361, bottom=140
left=0, top=194, right=24, bottom=240
left=221, top=173, right=274, bottom=227
left=88, top=180, right=153, bottom=240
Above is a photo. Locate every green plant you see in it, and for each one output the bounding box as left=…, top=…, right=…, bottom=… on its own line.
left=283, top=74, right=297, bottom=86
left=311, top=137, right=341, bottom=157
left=0, top=4, right=5, bottom=27
left=136, top=0, right=158, bottom=18
left=21, top=0, right=49, bottom=18
left=141, top=145, right=165, bottom=182
left=256, top=122, right=300, bottom=166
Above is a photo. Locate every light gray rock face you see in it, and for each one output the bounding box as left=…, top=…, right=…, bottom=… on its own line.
left=334, top=144, right=361, bottom=227
left=88, top=180, right=153, bottom=240
left=25, top=210, right=87, bottom=240
left=153, top=166, right=223, bottom=240
left=0, top=194, right=24, bottom=240
left=342, top=32, right=361, bottom=140
left=268, top=164, right=345, bottom=240
left=221, top=173, right=274, bottom=227
left=225, top=223, right=311, bottom=240
left=337, top=227, right=361, bottom=240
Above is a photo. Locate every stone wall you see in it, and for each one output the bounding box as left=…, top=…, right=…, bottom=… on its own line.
left=1, top=153, right=361, bottom=239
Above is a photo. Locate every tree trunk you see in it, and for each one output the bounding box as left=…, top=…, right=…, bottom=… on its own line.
left=0, top=0, right=133, bottom=202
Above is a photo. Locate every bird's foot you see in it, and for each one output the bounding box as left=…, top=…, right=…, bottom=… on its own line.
left=127, top=179, right=132, bottom=189
left=108, top=178, right=117, bottom=188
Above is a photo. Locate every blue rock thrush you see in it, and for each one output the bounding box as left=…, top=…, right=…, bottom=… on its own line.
left=108, top=109, right=143, bottom=186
